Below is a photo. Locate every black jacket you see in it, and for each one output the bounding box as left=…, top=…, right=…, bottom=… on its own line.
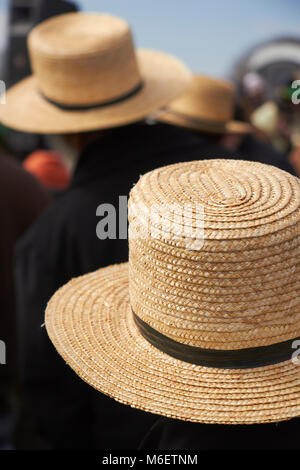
left=236, top=133, right=295, bottom=175
left=15, top=123, right=235, bottom=450
left=140, top=416, right=300, bottom=450
left=0, top=154, right=49, bottom=400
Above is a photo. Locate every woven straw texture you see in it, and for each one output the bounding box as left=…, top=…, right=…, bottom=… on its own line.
left=46, top=159, right=300, bottom=424
left=158, top=74, right=251, bottom=134
left=0, top=13, right=190, bottom=134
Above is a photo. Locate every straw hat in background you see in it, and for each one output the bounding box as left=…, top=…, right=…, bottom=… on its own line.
left=0, top=13, right=191, bottom=134
left=158, top=74, right=252, bottom=134
left=46, top=159, right=300, bottom=424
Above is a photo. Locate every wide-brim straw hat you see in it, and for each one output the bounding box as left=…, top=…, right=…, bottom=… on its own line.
left=46, top=159, right=300, bottom=424
left=158, top=74, right=252, bottom=135
left=0, top=13, right=191, bottom=134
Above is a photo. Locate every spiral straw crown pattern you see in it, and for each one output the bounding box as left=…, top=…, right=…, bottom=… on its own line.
left=128, top=160, right=300, bottom=350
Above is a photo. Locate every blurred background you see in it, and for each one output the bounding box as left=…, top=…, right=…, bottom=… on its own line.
left=1, top=0, right=300, bottom=78
left=0, top=0, right=299, bottom=160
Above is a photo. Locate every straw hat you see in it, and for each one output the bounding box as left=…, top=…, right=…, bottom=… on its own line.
left=0, top=13, right=190, bottom=134
left=46, top=159, right=300, bottom=424
left=158, top=74, right=252, bottom=134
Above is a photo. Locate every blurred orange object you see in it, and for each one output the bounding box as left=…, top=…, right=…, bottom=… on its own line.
left=23, top=150, right=71, bottom=190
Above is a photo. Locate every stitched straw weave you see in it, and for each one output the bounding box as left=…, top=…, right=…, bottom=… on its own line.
left=128, top=159, right=300, bottom=350
left=46, top=159, right=300, bottom=424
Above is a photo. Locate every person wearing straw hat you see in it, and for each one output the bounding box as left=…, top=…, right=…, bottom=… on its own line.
left=5, top=12, right=237, bottom=450
left=158, top=74, right=295, bottom=175
left=46, top=158, right=300, bottom=450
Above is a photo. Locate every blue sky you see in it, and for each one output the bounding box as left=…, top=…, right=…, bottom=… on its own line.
left=79, top=0, right=300, bottom=77
left=0, top=0, right=299, bottom=77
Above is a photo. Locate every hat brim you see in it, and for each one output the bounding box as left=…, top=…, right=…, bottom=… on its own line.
left=0, top=49, right=190, bottom=134
left=45, top=262, right=300, bottom=425
left=158, top=110, right=252, bottom=135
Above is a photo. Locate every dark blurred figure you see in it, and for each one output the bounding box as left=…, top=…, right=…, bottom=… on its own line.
left=0, top=151, right=49, bottom=449
left=236, top=71, right=266, bottom=124
left=3, top=1, right=78, bottom=162
left=220, top=130, right=296, bottom=175
left=140, top=417, right=300, bottom=450
left=248, top=72, right=300, bottom=177
left=249, top=78, right=300, bottom=158
left=277, top=72, right=300, bottom=175
left=6, top=0, right=78, bottom=88
left=23, top=150, right=71, bottom=195
left=232, top=39, right=300, bottom=172
left=159, top=74, right=295, bottom=175
left=0, top=12, right=238, bottom=450
left=15, top=121, right=235, bottom=450
left=289, top=145, right=300, bottom=176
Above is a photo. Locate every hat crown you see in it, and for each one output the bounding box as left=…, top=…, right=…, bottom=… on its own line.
left=128, top=160, right=300, bottom=351
left=167, top=75, right=234, bottom=122
left=195, top=167, right=247, bottom=204
left=28, top=13, right=142, bottom=106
